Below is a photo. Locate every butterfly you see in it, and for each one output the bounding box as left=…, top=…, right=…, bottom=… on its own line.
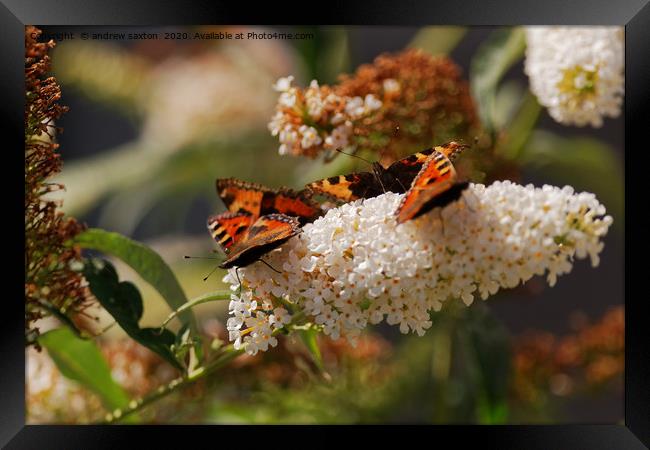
left=306, top=141, right=468, bottom=203
left=394, top=150, right=469, bottom=224
left=207, top=179, right=322, bottom=269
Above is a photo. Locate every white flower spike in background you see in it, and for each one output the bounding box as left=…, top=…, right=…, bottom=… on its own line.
left=268, top=76, right=382, bottom=158
left=224, top=182, right=613, bottom=355
left=524, top=26, right=624, bottom=127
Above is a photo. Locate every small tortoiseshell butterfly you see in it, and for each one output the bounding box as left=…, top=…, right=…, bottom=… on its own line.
left=394, top=149, right=469, bottom=223
left=207, top=179, right=321, bottom=269
left=306, top=141, right=468, bottom=203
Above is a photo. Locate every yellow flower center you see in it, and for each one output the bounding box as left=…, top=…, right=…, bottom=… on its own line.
left=557, top=65, right=599, bottom=102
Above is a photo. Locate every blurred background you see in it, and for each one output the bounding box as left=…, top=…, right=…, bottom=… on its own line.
left=32, top=25, right=624, bottom=424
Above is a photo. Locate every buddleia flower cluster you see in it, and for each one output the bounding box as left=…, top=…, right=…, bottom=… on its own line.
left=268, top=49, right=479, bottom=163
left=224, top=181, right=612, bottom=355
left=25, top=26, right=90, bottom=346
left=268, top=76, right=383, bottom=158
left=524, top=26, right=624, bottom=127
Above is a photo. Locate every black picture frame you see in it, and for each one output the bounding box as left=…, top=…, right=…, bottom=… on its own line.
left=6, top=0, right=649, bottom=447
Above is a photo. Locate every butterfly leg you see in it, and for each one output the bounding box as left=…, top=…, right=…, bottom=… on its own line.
left=395, top=177, right=407, bottom=193
left=235, top=266, right=243, bottom=295
left=259, top=258, right=282, bottom=274
left=438, top=209, right=447, bottom=238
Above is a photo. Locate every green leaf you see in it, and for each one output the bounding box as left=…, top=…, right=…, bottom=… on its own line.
left=38, top=327, right=132, bottom=413
left=73, top=228, right=194, bottom=330
left=298, top=327, right=324, bottom=372
left=82, top=258, right=183, bottom=370
left=494, top=91, right=542, bottom=160
left=455, top=302, right=511, bottom=424
left=408, top=26, right=467, bottom=56
left=492, top=80, right=526, bottom=130
left=470, top=27, right=527, bottom=134
left=518, top=130, right=624, bottom=226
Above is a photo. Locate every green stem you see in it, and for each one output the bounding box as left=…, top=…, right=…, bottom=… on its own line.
left=105, top=311, right=307, bottom=424
left=106, top=345, right=245, bottom=424
left=159, top=291, right=231, bottom=329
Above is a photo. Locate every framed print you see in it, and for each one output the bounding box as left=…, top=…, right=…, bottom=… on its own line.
left=6, top=0, right=649, bottom=447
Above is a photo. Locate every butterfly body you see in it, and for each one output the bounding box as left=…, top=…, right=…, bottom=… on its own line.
left=306, top=141, right=469, bottom=222
left=307, top=150, right=435, bottom=202
left=208, top=179, right=321, bottom=269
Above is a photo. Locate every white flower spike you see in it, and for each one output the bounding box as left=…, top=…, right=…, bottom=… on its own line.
left=224, top=182, right=612, bottom=355
left=524, top=26, right=624, bottom=127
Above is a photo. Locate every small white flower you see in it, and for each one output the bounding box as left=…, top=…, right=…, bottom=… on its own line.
left=345, top=96, right=366, bottom=120
left=273, top=75, right=294, bottom=92
left=324, top=122, right=352, bottom=149
left=524, top=26, right=624, bottom=127
left=270, top=307, right=291, bottom=329
left=224, top=181, right=612, bottom=354
left=383, top=78, right=400, bottom=95
left=299, top=125, right=323, bottom=149
left=364, top=94, right=382, bottom=112
left=279, top=125, right=298, bottom=145
left=278, top=89, right=298, bottom=108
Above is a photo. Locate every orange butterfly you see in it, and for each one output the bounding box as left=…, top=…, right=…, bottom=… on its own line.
left=394, top=148, right=469, bottom=223
left=306, top=142, right=467, bottom=204
left=207, top=179, right=321, bottom=269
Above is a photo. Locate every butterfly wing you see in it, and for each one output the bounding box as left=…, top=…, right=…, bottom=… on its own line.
left=436, top=141, right=468, bottom=160
left=306, top=172, right=383, bottom=202
left=386, top=142, right=468, bottom=191
left=220, top=214, right=301, bottom=269
left=385, top=148, right=436, bottom=191
left=261, top=188, right=322, bottom=225
left=216, top=178, right=321, bottom=224
left=207, top=212, right=253, bottom=252
left=215, top=178, right=267, bottom=218
left=395, top=150, right=468, bottom=223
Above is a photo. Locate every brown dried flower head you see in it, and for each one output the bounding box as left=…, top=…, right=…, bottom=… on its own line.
left=25, top=26, right=90, bottom=347
left=268, top=49, right=480, bottom=164
left=511, top=306, right=624, bottom=405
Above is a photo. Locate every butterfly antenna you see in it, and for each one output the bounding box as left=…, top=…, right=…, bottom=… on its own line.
left=259, top=258, right=282, bottom=274
left=335, top=148, right=373, bottom=165
left=202, top=264, right=222, bottom=282
left=184, top=255, right=221, bottom=260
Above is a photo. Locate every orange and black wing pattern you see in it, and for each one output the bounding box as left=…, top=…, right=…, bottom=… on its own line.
left=215, top=178, right=268, bottom=218
left=261, top=187, right=321, bottom=225
left=386, top=141, right=468, bottom=190
left=219, top=214, right=301, bottom=269
left=306, top=172, right=383, bottom=202
left=395, top=149, right=469, bottom=224
left=216, top=178, right=321, bottom=224
left=207, top=212, right=253, bottom=251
